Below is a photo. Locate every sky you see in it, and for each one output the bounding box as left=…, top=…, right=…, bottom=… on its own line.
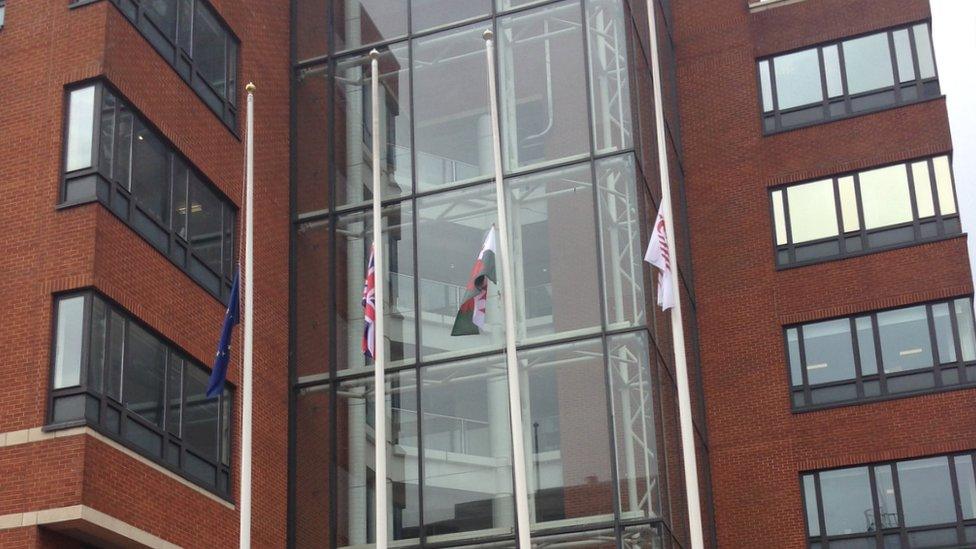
left=931, top=0, right=976, bottom=279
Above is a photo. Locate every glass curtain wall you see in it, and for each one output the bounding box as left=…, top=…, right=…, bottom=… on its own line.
left=292, top=0, right=676, bottom=546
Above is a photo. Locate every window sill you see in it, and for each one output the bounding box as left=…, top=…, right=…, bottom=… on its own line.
left=748, top=0, right=807, bottom=12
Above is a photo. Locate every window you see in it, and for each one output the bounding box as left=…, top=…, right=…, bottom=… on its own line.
left=0, top=1, right=5, bottom=28
left=101, top=0, right=239, bottom=130
left=49, top=291, right=233, bottom=497
left=62, top=82, right=237, bottom=302
left=758, top=22, right=940, bottom=133
left=786, top=297, right=976, bottom=410
left=802, top=453, right=976, bottom=548
left=770, top=155, right=960, bottom=267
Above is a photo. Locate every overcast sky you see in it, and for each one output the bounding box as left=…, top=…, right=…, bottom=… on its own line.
left=931, top=0, right=976, bottom=278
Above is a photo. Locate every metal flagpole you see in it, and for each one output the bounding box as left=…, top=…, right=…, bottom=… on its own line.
left=240, top=82, right=256, bottom=549
left=643, top=3, right=705, bottom=548
left=369, top=49, right=389, bottom=549
left=482, top=29, right=532, bottom=549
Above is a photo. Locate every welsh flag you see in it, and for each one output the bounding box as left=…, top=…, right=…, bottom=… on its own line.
left=451, top=226, right=498, bottom=336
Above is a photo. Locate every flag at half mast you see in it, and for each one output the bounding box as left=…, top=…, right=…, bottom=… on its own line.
left=452, top=225, right=498, bottom=336
left=644, top=205, right=675, bottom=311
left=362, top=244, right=377, bottom=359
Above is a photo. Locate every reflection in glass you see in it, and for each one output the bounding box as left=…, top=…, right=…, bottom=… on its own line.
left=877, top=306, right=932, bottom=373
left=336, top=204, right=416, bottom=374
left=335, top=45, right=412, bottom=209
left=842, top=33, right=895, bottom=95
left=802, top=319, right=855, bottom=385
left=294, top=386, right=332, bottom=547
left=421, top=355, right=515, bottom=542
left=414, top=24, right=491, bottom=191
left=587, top=0, right=632, bottom=154
left=912, top=161, right=935, bottom=218
left=823, top=45, right=843, bottom=98
left=932, top=303, right=956, bottom=364
left=819, top=466, right=873, bottom=536
left=124, top=323, right=167, bottom=426
left=773, top=49, right=823, bottom=110
left=897, top=457, right=955, bottom=528
left=520, top=339, right=614, bottom=529
left=873, top=465, right=899, bottom=530
left=130, top=122, right=170, bottom=224
left=417, top=184, right=502, bottom=360
left=66, top=86, right=96, bottom=172
left=893, top=30, right=916, bottom=83
left=608, top=332, right=660, bottom=520
left=193, top=2, right=228, bottom=97
left=597, top=155, right=645, bottom=329
left=787, top=180, right=837, bottom=243
left=914, top=24, right=936, bottom=79
left=802, top=475, right=820, bottom=537
left=507, top=164, right=600, bottom=343
left=499, top=1, right=588, bottom=172
left=183, top=362, right=219, bottom=462
left=54, top=295, right=86, bottom=389
left=334, top=0, right=408, bottom=52
left=858, top=165, right=912, bottom=230
left=955, top=455, right=976, bottom=520
left=955, top=298, right=976, bottom=362
left=412, top=0, right=490, bottom=33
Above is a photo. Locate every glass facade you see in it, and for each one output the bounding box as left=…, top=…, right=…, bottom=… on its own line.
left=291, top=0, right=698, bottom=546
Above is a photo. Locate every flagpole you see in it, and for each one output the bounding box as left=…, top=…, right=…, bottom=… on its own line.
left=483, top=29, right=532, bottom=549
left=369, top=48, right=389, bottom=549
left=240, top=82, right=256, bottom=549
left=644, top=3, right=705, bottom=548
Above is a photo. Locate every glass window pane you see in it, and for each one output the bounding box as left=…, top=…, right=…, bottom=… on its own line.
left=772, top=49, right=823, bottom=110
left=955, top=455, right=976, bottom=520
left=819, top=466, right=874, bottom=536
left=114, top=105, right=134, bottom=189
left=787, top=328, right=803, bottom=386
left=386, top=372, right=420, bottom=543
left=295, top=68, right=331, bottom=217
left=912, top=161, right=935, bottom=218
left=183, top=363, right=219, bottom=461
left=759, top=60, right=773, bottom=112
left=772, top=190, right=788, bottom=245
left=188, top=175, right=224, bottom=274
left=802, top=474, right=820, bottom=537
left=193, top=3, right=227, bottom=97
left=913, top=24, right=936, bottom=79
left=98, top=91, right=117, bottom=177
left=88, top=296, right=107, bottom=392
left=855, top=316, right=878, bottom=376
left=147, top=0, right=178, bottom=39
left=787, top=179, right=837, bottom=244
left=823, top=45, right=843, bottom=98
left=499, top=1, right=588, bottom=172
left=130, top=121, right=170, bottom=224
left=893, top=30, right=916, bottom=83
left=897, top=456, right=956, bottom=528
left=608, top=332, right=660, bottom=520
left=596, top=155, right=645, bottom=329
left=507, top=164, right=600, bottom=343
left=843, top=33, right=895, bottom=95
left=837, top=176, right=859, bottom=233
left=335, top=204, right=415, bottom=375
left=933, top=156, right=956, bottom=215
left=932, top=303, right=956, bottom=364
left=874, top=464, right=900, bottom=530
left=412, top=0, right=489, bottom=33
left=587, top=0, right=632, bottom=154
left=177, top=0, right=192, bottom=52
left=106, top=311, right=125, bottom=401
left=171, top=159, right=189, bottom=240
left=877, top=306, right=933, bottom=373
left=802, top=319, right=856, bottom=385
left=414, top=24, right=491, bottom=191
left=294, top=386, right=332, bottom=547
left=54, top=295, right=86, bottom=389
left=333, top=0, right=407, bottom=52
left=123, top=323, right=167, bottom=426
left=336, top=377, right=374, bottom=546
left=954, top=298, right=976, bottom=362
left=520, top=339, right=614, bottom=529
left=417, top=184, right=502, bottom=360
left=66, top=86, right=96, bottom=172
left=858, top=164, right=913, bottom=230
left=295, top=0, right=330, bottom=61
left=166, top=356, right=182, bottom=437
left=421, top=355, right=514, bottom=542
left=334, top=45, right=412, bottom=209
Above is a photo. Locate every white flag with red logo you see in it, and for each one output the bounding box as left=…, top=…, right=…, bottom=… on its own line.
left=644, top=205, right=674, bottom=311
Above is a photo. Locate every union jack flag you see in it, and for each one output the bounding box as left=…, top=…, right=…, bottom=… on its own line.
left=362, top=245, right=376, bottom=359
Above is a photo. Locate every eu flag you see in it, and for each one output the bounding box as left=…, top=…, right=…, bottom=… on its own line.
left=207, top=267, right=240, bottom=398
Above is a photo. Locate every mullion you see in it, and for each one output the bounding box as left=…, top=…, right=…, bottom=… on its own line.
left=927, top=158, right=946, bottom=235
left=904, top=153, right=922, bottom=242
left=796, top=325, right=812, bottom=406
left=868, top=466, right=884, bottom=547
left=948, top=455, right=966, bottom=543
left=886, top=30, right=902, bottom=104
left=949, top=298, right=967, bottom=383
left=925, top=304, right=944, bottom=388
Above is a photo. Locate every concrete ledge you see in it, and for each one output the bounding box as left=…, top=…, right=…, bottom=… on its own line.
left=0, top=505, right=180, bottom=548
left=748, top=0, right=808, bottom=12
left=0, top=427, right=234, bottom=510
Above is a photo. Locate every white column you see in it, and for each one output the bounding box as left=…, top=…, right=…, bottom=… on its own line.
left=239, top=83, right=255, bottom=549
left=369, top=49, right=389, bottom=549
left=643, top=3, right=705, bottom=548
left=483, top=29, right=533, bottom=549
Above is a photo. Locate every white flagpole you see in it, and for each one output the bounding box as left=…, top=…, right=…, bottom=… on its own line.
left=482, top=29, right=532, bottom=549
left=644, top=3, right=705, bottom=548
left=369, top=49, right=389, bottom=549
left=240, top=82, right=256, bottom=549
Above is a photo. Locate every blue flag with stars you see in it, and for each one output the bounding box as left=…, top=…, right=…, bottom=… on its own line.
left=207, top=267, right=240, bottom=398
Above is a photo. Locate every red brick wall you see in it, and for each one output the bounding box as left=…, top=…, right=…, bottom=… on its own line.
left=673, top=0, right=976, bottom=547
left=0, top=0, right=291, bottom=546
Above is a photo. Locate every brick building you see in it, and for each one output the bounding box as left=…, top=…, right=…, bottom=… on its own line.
left=0, top=0, right=971, bottom=548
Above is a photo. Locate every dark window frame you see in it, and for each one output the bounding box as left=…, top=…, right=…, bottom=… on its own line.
left=785, top=296, right=976, bottom=412
left=769, top=154, right=961, bottom=269
left=70, top=0, right=240, bottom=132
left=801, top=452, right=976, bottom=548
left=46, top=290, right=234, bottom=500
left=757, top=21, right=941, bottom=134
left=60, top=79, right=237, bottom=304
